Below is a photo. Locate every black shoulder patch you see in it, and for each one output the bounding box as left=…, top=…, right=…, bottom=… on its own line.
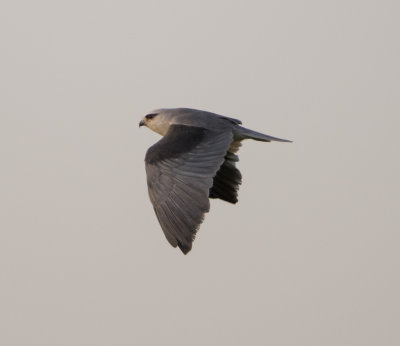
left=145, top=125, right=208, bottom=164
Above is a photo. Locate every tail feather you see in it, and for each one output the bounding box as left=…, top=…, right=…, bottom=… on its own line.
left=235, top=126, right=292, bottom=142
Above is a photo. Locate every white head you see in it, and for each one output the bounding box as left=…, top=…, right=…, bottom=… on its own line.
left=139, top=109, right=176, bottom=136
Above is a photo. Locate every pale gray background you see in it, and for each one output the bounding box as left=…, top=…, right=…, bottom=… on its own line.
left=1, top=0, right=399, bottom=345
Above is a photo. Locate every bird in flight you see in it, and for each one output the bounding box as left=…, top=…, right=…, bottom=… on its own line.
left=139, top=108, right=291, bottom=254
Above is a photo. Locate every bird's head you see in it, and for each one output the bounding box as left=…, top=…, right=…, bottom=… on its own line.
left=139, top=109, right=175, bottom=136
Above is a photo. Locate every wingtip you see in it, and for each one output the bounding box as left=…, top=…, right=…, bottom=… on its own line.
left=178, top=242, right=192, bottom=255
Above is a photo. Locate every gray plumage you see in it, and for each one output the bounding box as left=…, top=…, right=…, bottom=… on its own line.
left=139, top=108, right=291, bottom=254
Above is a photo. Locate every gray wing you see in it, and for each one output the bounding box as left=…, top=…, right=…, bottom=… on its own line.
left=145, top=124, right=233, bottom=254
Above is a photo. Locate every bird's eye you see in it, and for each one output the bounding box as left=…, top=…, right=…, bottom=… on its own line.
left=146, top=113, right=158, bottom=120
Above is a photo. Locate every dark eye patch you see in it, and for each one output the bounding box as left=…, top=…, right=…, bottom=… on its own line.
left=146, top=113, right=158, bottom=120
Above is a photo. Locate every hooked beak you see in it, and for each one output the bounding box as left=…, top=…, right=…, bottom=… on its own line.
left=139, top=120, right=145, bottom=127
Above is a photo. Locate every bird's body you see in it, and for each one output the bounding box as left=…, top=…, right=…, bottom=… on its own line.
left=140, top=108, right=291, bottom=254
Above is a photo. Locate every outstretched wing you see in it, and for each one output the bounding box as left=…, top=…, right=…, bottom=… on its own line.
left=145, top=124, right=233, bottom=254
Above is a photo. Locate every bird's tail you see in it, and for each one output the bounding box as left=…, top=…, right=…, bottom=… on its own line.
left=235, top=126, right=292, bottom=142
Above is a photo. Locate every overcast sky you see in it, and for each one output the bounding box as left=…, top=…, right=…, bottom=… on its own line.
left=1, top=1, right=399, bottom=345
